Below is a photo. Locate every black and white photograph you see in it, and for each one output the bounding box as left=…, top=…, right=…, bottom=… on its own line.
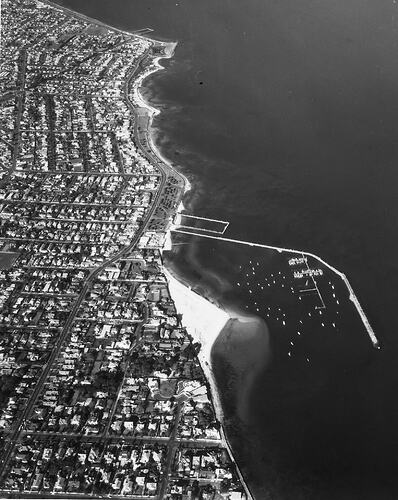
left=0, top=1, right=396, bottom=499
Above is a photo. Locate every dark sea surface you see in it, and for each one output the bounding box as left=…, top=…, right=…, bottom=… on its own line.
left=55, top=1, right=398, bottom=498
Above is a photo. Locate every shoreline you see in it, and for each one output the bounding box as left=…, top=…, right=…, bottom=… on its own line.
left=131, top=53, right=192, bottom=198
left=131, top=37, right=255, bottom=499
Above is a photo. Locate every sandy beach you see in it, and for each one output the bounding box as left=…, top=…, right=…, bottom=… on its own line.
left=163, top=267, right=229, bottom=421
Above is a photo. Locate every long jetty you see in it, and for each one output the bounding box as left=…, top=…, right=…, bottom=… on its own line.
left=172, top=228, right=380, bottom=349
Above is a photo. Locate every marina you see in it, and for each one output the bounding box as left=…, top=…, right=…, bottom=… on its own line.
left=171, top=228, right=379, bottom=349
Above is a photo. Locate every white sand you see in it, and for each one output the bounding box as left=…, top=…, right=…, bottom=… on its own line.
left=163, top=268, right=229, bottom=421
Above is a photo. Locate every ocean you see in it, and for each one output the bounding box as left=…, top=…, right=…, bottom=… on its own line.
left=54, top=1, right=398, bottom=498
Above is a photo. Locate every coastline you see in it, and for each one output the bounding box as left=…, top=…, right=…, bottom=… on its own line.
left=126, top=23, right=229, bottom=423
left=130, top=29, right=255, bottom=500
left=128, top=38, right=192, bottom=199
left=125, top=18, right=230, bottom=428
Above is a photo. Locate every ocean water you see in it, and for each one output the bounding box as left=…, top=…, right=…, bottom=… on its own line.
left=54, top=1, right=398, bottom=498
